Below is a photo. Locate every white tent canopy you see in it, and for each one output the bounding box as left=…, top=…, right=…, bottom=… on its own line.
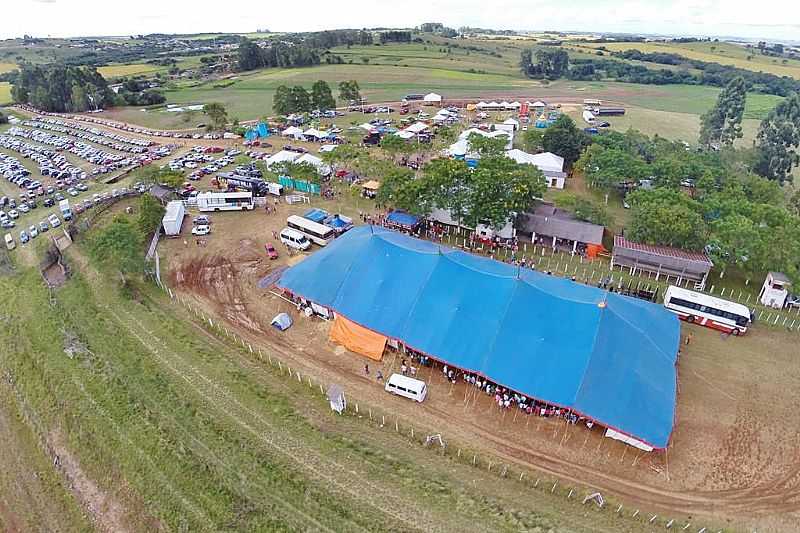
left=266, top=150, right=301, bottom=168
left=423, top=92, right=442, bottom=103
left=282, top=126, right=304, bottom=138
left=359, top=123, right=377, bottom=131
left=394, top=130, right=416, bottom=140
left=404, top=122, right=430, bottom=134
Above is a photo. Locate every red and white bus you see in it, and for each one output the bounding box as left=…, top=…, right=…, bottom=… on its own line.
left=663, top=285, right=752, bottom=335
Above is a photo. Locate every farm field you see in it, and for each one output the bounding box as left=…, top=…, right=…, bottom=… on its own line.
left=0, top=62, right=16, bottom=74
left=105, top=63, right=783, bottom=144
left=0, top=82, right=11, bottom=105
left=575, top=40, right=800, bottom=79
left=97, top=63, right=164, bottom=78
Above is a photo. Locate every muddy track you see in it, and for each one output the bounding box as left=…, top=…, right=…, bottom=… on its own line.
left=177, top=292, right=800, bottom=523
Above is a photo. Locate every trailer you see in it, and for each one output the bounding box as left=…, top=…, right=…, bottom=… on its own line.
left=162, top=200, right=185, bottom=236
left=58, top=199, right=73, bottom=221
left=197, top=191, right=254, bottom=212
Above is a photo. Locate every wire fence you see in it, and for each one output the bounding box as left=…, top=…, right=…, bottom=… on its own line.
left=154, top=279, right=726, bottom=533
left=425, top=225, right=800, bottom=333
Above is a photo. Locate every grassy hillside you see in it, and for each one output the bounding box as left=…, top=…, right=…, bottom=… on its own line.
left=97, top=63, right=164, bottom=78
left=575, top=40, right=800, bottom=79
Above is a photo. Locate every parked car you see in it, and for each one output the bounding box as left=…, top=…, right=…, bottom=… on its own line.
left=191, top=224, right=211, bottom=236
left=28, top=225, right=38, bottom=238
left=48, top=214, right=61, bottom=228
left=19, top=230, right=29, bottom=244
left=43, top=197, right=55, bottom=207
left=193, top=215, right=210, bottom=226
left=39, top=221, right=49, bottom=232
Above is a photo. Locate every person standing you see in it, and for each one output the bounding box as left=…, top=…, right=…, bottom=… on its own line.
left=364, top=363, right=370, bottom=376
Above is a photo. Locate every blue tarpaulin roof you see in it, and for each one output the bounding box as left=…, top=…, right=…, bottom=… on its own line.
left=304, top=208, right=329, bottom=223
left=386, top=210, right=421, bottom=229
left=277, top=226, right=680, bottom=448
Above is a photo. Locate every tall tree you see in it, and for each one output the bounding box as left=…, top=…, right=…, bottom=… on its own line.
left=203, top=102, right=228, bottom=131
left=626, top=188, right=707, bottom=249
left=699, top=76, right=747, bottom=148
left=310, top=80, right=336, bottom=110
left=754, top=93, right=800, bottom=184
left=273, top=85, right=292, bottom=115
left=467, top=133, right=507, bottom=157
left=338, top=80, right=361, bottom=104
left=237, top=37, right=263, bottom=71
left=137, top=195, right=166, bottom=236
left=88, top=216, right=143, bottom=283
left=542, top=115, right=588, bottom=166
left=289, top=86, right=312, bottom=113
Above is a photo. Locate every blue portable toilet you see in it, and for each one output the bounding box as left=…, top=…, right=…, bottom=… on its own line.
left=257, top=122, right=269, bottom=138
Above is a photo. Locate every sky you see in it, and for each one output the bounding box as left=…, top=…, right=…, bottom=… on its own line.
left=6, top=0, right=800, bottom=42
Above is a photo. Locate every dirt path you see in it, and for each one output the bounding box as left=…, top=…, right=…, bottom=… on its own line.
left=163, top=247, right=800, bottom=532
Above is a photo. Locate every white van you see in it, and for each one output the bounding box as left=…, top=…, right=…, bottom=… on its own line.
left=280, top=228, right=312, bottom=251
left=384, top=373, right=427, bottom=403
left=4, top=233, right=15, bottom=251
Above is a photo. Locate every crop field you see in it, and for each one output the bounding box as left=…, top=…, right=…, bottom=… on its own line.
left=0, top=82, right=11, bottom=105
left=97, top=63, right=164, bottom=78
left=576, top=40, right=800, bottom=79
left=0, top=62, right=16, bottom=74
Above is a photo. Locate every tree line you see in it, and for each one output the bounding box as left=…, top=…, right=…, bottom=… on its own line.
left=272, top=80, right=361, bottom=115
left=575, top=128, right=800, bottom=282
left=236, top=38, right=321, bottom=71
left=11, top=63, right=116, bottom=112
left=520, top=47, right=800, bottom=97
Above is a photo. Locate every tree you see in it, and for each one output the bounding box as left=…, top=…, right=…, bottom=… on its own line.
left=626, top=189, right=707, bottom=249
left=237, top=37, right=263, bottom=71
left=289, top=86, right=311, bottom=113
left=88, top=216, right=143, bottom=283
left=338, top=80, right=361, bottom=104
left=11, top=63, right=114, bottom=112
left=203, top=102, right=228, bottom=131
left=521, top=48, right=569, bottom=79
left=0, top=110, right=7, bottom=124
left=521, top=128, right=544, bottom=152
left=467, top=156, right=545, bottom=229
left=789, top=189, right=800, bottom=217
left=706, top=213, right=761, bottom=277
left=137, top=195, right=165, bottom=236
left=273, top=85, right=292, bottom=115
left=310, top=80, right=335, bottom=110
left=699, top=76, right=746, bottom=148
left=275, top=161, right=319, bottom=184
left=467, top=133, right=507, bottom=157
left=554, top=194, right=613, bottom=226
left=542, top=115, right=588, bottom=166
left=754, top=93, right=800, bottom=184
left=375, top=168, right=423, bottom=213
left=380, top=134, right=412, bottom=161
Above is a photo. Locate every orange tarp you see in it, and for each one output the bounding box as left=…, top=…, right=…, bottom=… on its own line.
left=329, top=315, right=387, bottom=361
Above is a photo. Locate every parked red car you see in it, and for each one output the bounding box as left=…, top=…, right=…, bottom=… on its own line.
left=265, top=243, right=279, bottom=260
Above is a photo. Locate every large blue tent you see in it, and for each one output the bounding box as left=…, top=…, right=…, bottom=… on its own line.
left=277, top=226, right=680, bottom=448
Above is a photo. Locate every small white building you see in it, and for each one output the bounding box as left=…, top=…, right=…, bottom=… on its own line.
left=759, top=272, right=791, bottom=308
left=505, top=149, right=567, bottom=189
left=162, top=200, right=185, bottom=236
left=582, top=110, right=596, bottom=124
left=423, top=92, right=443, bottom=105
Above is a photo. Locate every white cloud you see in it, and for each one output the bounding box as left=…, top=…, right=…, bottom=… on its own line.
left=4, top=0, right=799, bottom=40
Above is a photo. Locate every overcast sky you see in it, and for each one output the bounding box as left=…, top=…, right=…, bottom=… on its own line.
left=7, top=0, right=800, bottom=42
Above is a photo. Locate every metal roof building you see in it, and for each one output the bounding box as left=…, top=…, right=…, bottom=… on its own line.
left=612, top=236, right=714, bottom=286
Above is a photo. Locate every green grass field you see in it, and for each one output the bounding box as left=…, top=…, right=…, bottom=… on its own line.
left=97, top=63, right=164, bottom=78
left=0, top=82, right=11, bottom=105
left=577, top=40, right=800, bottom=80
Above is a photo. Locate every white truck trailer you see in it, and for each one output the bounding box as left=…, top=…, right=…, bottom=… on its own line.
left=162, top=200, right=185, bottom=236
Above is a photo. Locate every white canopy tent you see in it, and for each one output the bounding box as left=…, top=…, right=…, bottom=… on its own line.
left=394, top=130, right=416, bottom=140
left=265, top=150, right=301, bottom=169
left=423, top=92, right=443, bottom=104
left=281, top=126, right=304, bottom=139
left=404, top=122, right=430, bottom=134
